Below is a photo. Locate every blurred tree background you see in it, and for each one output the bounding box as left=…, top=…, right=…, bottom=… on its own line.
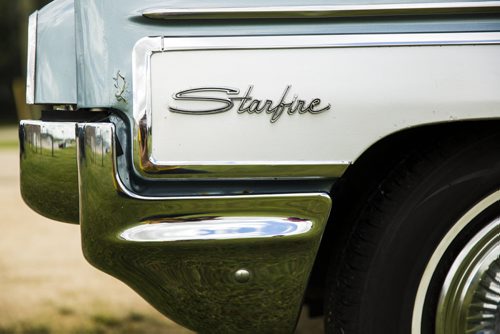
left=0, top=0, right=50, bottom=124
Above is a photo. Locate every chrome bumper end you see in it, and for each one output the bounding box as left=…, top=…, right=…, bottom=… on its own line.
left=19, top=120, right=79, bottom=223
left=20, top=120, right=332, bottom=332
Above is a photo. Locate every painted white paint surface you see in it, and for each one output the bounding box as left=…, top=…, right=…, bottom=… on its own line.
left=150, top=43, right=500, bottom=164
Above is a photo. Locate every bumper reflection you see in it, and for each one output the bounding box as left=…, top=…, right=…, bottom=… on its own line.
left=120, top=217, right=313, bottom=242
left=19, top=121, right=79, bottom=224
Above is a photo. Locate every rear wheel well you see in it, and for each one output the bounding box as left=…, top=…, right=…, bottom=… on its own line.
left=304, top=120, right=500, bottom=316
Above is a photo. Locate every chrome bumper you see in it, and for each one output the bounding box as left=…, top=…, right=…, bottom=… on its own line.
left=20, top=121, right=79, bottom=223
left=19, top=120, right=332, bottom=333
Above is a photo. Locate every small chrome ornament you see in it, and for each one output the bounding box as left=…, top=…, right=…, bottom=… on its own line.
left=234, top=269, right=251, bottom=283
left=113, top=70, right=127, bottom=104
left=169, top=85, right=331, bottom=123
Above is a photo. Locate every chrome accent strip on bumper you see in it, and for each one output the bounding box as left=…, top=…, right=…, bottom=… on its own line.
left=26, top=11, right=38, bottom=105
left=119, top=216, right=314, bottom=242
left=142, top=1, right=500, bottom=20
left=77, top=122, right=332, bottom=332
left=19, top=120, right=78, bottom=224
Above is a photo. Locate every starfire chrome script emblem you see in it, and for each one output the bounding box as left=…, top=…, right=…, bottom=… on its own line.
left=168, top=86, right=331, bottom=123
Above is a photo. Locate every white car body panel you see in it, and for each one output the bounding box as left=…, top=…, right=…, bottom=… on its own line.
left=146, top=33, right=500, bottom=166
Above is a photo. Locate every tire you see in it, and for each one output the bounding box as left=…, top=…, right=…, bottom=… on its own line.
left=324, top=129, right=500, bottom=334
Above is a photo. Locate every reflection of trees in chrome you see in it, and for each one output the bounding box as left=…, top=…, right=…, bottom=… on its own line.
left=20, top=143, right=79, bottom=223
left=87, top=128, right=109, bottom=166
left=26, top=131, right=75, bottom=157
left=89, top=133, right=103, bottom=166
left=20, top=122, right=80, bottom=224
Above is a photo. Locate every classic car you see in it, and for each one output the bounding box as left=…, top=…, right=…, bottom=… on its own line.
left=19, top=0, right=500, bottom=333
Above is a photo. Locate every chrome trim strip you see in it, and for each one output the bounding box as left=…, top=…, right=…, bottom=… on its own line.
left=83, top=123, right=333, bottom=200
left=142, top=1, right=500, bottom=20
left=120, top=216, right=313, bottom=242
left=132, top=32, right=500, bottom=179
left=26, top=11, right=38, bottom=105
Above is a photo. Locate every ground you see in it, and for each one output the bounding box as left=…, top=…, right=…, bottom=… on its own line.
left=0, top=127, right=322, bottom=333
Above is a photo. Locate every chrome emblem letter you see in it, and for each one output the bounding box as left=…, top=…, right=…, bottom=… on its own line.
left=169, top=87, right=240, bottom=115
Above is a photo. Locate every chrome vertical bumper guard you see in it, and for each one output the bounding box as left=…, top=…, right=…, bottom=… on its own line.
left=20, top=120, right=332, bottom=333
left=20, top=121, right=79, bottom=223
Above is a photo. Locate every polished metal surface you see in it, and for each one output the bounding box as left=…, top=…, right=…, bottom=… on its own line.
left=437, top=218, right=500, bottom=334
left=133, top=32, right=500, bottom=179
left=120, top=216, right=313, bottom=242
left=465, top=258, right=500, bottom=333
left=234, top=269, right=251, bottom=283
left=412, top=190, right=500, bottom=333
left=77, top=122, right=332, bottom=332
left=142, top=1, right=500, bottom=20
left=26, top=12, right=37, bottom=105
left=19, top=121, right=79, bottom=224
